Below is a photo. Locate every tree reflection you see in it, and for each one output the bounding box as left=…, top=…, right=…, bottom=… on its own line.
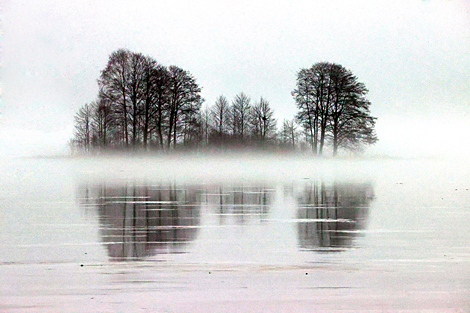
left=79, top=183, right=200, bottom=261
left=297, top=182, right=373, bottom=252
left=202, top=185, right=273, bottom=225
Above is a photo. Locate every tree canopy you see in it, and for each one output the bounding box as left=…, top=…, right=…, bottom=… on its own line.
left=292, top=62, right=377, bottom=156
left=72, top=52, right=377, bottom=156
left=73, top=49, right=203, bottom=151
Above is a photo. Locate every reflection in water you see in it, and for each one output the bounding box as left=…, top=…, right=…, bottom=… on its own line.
left=202, top=185, right=273, bottom=225
left=79, top=183, right=201, bottom=261
left=297, top=182, right=374, bottom=252
left=77, top=180, right=372, bottom=260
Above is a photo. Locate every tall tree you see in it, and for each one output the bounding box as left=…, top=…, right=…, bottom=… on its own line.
left=209, top=95, right=231, bottom=146
left=292, top=69, right=318, bottom=154
left=293, top=62, right=377, bottom=156
left=250, top=97, right=276, bottom=145
left=151, top=64, right=170, bottom=149
left=231, top=92, right=251, bottom=143
left=98, top=49, right=132, bottom=147
left=91, top=98, right=114, bottom=148
left=166, top=66, right=203, bottom=149
left=139, top=56, right=167, bottom=149
left=73, top=103, right=94, bottom=151
left=127, top=52, right=147, bottom=147
left=327, top=64, right=377, bottom=155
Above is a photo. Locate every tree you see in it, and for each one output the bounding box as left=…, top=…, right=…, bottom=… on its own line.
left=292, top=63, right=332, bottom=155
left=91, top=98, right=114, bottom=148
left=292, top=69, right=316, bottom=154
left=139, top=56, right=168, bottom=149
left=331, top=97, right=377, bottom=154
left=280, top=119, right=297, bottom=151
left=326, top=64, right=377, bottom=155
left=166, top=66, right=203, bottom=149
left=72, top=48, right=206, bottom=153
left=209, top=95, right=231, bottom=146
left=231, top=92, right=251, bottom=143
left=127, top=51, right=147, bottom=148
left=98, top=49, right=132, bottom=148
left=250, top=97, right=277, bottom=146
left=198, top=106, right=210, bottom=147
left=293, top=62, right=377, bottom=156
left=149, top=63, right=170, bottom=149
left=73, top=103, right=94, bottom=151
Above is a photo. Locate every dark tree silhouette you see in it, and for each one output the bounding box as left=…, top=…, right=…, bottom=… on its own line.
left=91, top=98, right=114, bottom=148
left=293, top=68, right=319, bottom=154
left=209, top=95, right=231, bottom=146
left=250, top=97, right=277, bottom=146
left=231, top=92, right=251, bottom=143
left=72, top=50, right=378, bottom=155
left=327, top=64, right=377, bottom=154
left=166, top=66, right=203, bottom=149
left=293, top=62, right=377, bottom=156
left=73, top=49, right=203, bottom=152
left=151, top=64, right=171, bottom=149
left=98, top=49, right=132, bottom=147
left=127, top=52, right=147, bottom=147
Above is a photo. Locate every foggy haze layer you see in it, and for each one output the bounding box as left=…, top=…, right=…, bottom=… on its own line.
left=1, top=0, right=469, bottom=158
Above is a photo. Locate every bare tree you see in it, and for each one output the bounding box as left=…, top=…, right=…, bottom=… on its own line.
left=292, top=63, right=333, bottom=155
left=98, top=49, right=132, bottom=148
left=293, top=62, right=377, bottom=156
left=166, top=66, right=203, bottom=149
left=209, top=95, right=231, bottom=146
left=250, top=97, right=276, bottom=146
left=280, top=118, right=297, bottom=151
left=73, top=49, right=206, bottom=153
left=150, top=64, right=170, bottom=149
left=292, top=69, right=317, bottom=154
left=127, top=52, right=147, bottom=148
left=327, top=64, right=377, bottom=155
left=139, top=56, right=168, bottom=149
left=73, top=103, right=94, bottom=151
left=231, top=92, right=251, bottom=143
left=91, top=98, right=114, bottom=148
left=198, top=106, right=210, bottom=147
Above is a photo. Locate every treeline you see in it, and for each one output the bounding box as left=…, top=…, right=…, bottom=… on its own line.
left=72, top=49, right=377, bottom=155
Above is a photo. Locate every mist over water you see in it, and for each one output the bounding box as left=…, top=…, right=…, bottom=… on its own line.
left=1, top=155, right=469, bottom=311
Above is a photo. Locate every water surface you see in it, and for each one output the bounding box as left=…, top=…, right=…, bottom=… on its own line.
left=1, top=156, right=469, bottom=312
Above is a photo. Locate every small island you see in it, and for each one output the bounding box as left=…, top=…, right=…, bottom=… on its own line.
left=72, top=49, right=377, bottom=156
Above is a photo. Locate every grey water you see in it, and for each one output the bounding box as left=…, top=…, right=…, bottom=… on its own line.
left=1, top=155, right=469, bottom=312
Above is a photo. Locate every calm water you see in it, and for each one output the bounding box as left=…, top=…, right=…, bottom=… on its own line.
left=1, top=155, right=469, bottom=312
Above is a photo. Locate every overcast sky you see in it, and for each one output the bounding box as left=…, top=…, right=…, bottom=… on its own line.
left=1, top=0, right=469, bottom=157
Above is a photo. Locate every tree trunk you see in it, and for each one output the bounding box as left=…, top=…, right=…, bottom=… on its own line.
left=332, top=118, right=339, bottom=157
left=319, top=119, right=327, bottom=155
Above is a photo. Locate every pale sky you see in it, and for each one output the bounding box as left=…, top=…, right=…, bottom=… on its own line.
left=1, top=0, right=469, bottom=157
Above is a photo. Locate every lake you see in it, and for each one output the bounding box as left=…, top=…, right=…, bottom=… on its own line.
left=1, top=155, right=469, bottom=312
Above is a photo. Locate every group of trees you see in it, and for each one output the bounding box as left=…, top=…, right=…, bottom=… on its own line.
left=72, top=50, right=377, bottom=156
left=200, top=93, right=277, bottom=149
left=292, top=62, right=377, bottom=156
left=72, top=49, right=203, bottom=151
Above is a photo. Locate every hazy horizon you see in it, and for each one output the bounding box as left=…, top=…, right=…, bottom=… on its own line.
left=1, top=0, right=469, bottom=158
